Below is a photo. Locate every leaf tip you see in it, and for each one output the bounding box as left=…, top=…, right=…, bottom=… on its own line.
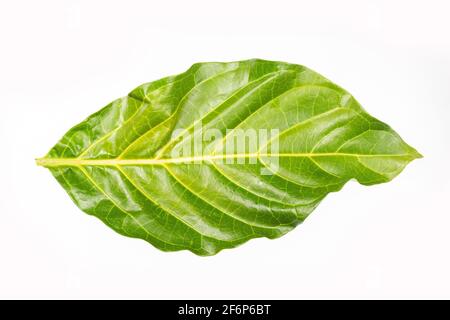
left=410, top=148, right=423, bottom=160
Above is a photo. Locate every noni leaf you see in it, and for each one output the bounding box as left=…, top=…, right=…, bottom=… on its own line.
left=36, top=59, right=421, bottom=255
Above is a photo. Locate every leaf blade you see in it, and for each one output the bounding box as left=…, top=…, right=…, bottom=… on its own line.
left=37, top=59, right=421, bottom=255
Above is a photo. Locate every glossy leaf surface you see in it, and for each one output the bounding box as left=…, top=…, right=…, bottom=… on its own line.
left=37, top=59, right=421, bottom=255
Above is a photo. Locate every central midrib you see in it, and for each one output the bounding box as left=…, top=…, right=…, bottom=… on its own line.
left=36, top=152, right=411, bottom=167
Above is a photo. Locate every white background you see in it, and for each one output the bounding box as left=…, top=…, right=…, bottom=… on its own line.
left=0, top=0, right=449, bottom=299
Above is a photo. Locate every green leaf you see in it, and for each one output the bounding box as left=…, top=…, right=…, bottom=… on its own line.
left=36, top=59, right=421, bottom=256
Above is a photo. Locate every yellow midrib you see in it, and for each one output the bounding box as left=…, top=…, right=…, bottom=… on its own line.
left=35, top=152, right=413, bottom=167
